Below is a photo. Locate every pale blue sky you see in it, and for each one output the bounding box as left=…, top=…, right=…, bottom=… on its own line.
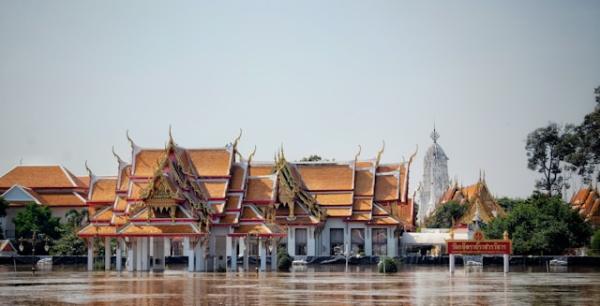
left=0, top=1, right=599, bottom=198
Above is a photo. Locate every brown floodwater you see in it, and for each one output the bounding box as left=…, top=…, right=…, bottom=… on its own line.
left=0, top=264, right=599, bottom=305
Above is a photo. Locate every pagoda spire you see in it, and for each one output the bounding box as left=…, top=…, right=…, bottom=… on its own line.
left=431, top=124, right=440, bottom=144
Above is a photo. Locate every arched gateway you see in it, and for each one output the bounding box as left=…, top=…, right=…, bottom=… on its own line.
left=78, top=130, right=417, bottom=272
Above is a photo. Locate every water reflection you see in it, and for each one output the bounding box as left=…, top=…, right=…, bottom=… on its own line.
left=0, top=264, right=599, bottom=305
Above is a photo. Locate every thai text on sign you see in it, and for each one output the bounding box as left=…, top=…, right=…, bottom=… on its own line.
left=447, top=240, right=512, bottom=255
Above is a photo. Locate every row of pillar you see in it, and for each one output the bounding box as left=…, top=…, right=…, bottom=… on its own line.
left=86, top=236, right=279, bottom=273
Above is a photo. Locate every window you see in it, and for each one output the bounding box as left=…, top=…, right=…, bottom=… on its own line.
left=372, top=228, right=387, bottom=256
left=295, top=228, right=307, bottom=256
left=330, top=228, right=344, bottom=255
left=351, top=228, right=365, bottom=255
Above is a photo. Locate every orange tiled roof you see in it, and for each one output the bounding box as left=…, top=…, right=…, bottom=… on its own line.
left=0, top=165, right=84, bottom=189
left=114, top=197, right=127, bottom=212
left=111, top=215, right=128, bottom=226
left=355, top=160, right=374, bottom=168
left=240, top=205, right=263, bottom=220
left=219, top=213, right=239, bottom=225
left=187, top=149, right=232, bottom=177
left=374, top=174, right=400, bottom=201
left=91, top=207, right=113, bottom=222
left=324, top=207, right=353, bottom=217
left=90, top=178, right=117, bottom=202
left=296, top=164, right=354, bottom=191
left=37, top=192, right=85, bottom=207
left=348, top=212, right=371, bottom=221
left=78, top=224, right=117, bottom=237
left=354, top=170, right=374, bottom=196
left=118, top=166, right=131, bottom=191
left=248, top=164, right=274, bottom=176
left=77, top=176, right=90, bottom=188
left=120, top=224, right=202, bottom=236
left=225, top=195, right=242, bottom=211
left=370, top=216, right=400, bottom=225
left=377, top=164, right=400, bottom=173
left=129, top=181, right=150, bottom=199
left=133, top=150, right=164, bottom=177
left=229, top=164, right=246, bottom=190
left=211, top=202, right=225, bottom=214
left=245, top=177, right=275, bottom=202
left=353, top=198, right=373, bottom=211
left=314, top=192, right=354, bottom=206
left=200, top=181, right=228, bottom=199
left=232, top=224, right=275, bottom=235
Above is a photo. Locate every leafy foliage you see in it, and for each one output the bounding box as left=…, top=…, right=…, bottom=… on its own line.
left=591, top=229, right=600, bottom=255
left=426, top=201, right=467, bottom=228
left=496, top=197, right=521, bottom=212
left=50, top=209, right=88, bottom=256
left=525, top=123, right=576, bottom=196
left=484, top=194, right=592, bottom=255
left=300, top=155, right=325, bottom=162
left=377, top=257, right=398, bottom=273
left=13, top=203, right=61, bottom=240
left=277, top=247, right=292, bottom=271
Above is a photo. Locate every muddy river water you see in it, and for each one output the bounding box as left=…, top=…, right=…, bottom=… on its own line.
left=0, top=265, right=599, bottom=305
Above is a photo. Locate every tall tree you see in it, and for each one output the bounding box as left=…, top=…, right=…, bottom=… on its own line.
left=50, top=209, right=88, bottom=256
left=13, top=203, right=61, bottom=254
left=525, top=123, right=576, bottom=196
left=566, top=86, right=600, bottom=182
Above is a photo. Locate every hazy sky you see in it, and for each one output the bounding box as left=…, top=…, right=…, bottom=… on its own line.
left=1, top=1, right=599, bottom=198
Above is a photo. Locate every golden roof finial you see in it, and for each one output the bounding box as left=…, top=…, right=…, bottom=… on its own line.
left=375, top=140, right=385, bottom=166
left=168, top=124, right=174, bottom=144
left=354, top=145, right=362, bottom=162
left=233, top=128, right=242, bottom=149
left=112, top=146, right=124, bottom=164
left=408, top=144, right=418, bottom=165
left=248, top=145, right=257, bottom=164
left=84, top=160, right=93, bottom=178
left=126, top=130, right=135, bottom=148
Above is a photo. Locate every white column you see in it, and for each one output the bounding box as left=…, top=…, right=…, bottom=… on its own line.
left=387, top=228, right=396, bottom=257
left=503, top=254, right=509, bottom=273
left=149, top=237, right=154, bottom=270
left=259, top=238, right=267, bottom=272
left=136, top=238, right=143, bottom=271
left=449, top=254, right=455, bottom=274
left=87, top=239, right=94, bottom=271
left=271, top=238, right=278, bottom=271
left=241, top=238, right=249, bottom=271
left=185, top=238, right=194, bottom=272
left=127, top=240, right=135, bottom=272
left=116, top=239, right=123, bottom=272
left=287, top=228, right=295, bottom=257
left=365, top=228, right=372, bottom=256
left=104, top=237, right=111, bottom=271
left=142, top=237, right=150, bottom=271
left=230, top=238, right=238, bottom=272
left=195, top=240, right=205, bottom=272
left=307, top=228, right=316, bottom=256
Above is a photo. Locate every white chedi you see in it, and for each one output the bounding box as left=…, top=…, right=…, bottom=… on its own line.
left=418, top=127, right=450, bottom=225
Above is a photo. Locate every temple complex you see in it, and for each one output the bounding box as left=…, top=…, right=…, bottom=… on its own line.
left=418, top=127, right=450, bottom=225
left=76, top=130, right=417, bottom=272
left=0, top=166, right=88, bottom=239
left=570, top=186, right=600, bottom=228
left=437, top=176, right=505, bottom=225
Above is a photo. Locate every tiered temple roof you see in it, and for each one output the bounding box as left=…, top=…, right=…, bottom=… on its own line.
left=570, top=186, right=600, bottom=228
left=78, top=132, right=417, bottom=239
left=437, top=177, right=505, bottom=224
left=0, top=165, right=87, bottom=208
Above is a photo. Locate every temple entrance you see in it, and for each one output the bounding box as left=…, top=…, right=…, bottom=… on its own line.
left=446, top=230, right=512, bottom=274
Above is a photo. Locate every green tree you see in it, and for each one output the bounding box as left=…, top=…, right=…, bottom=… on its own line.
left=300, top=155, right=325, bottom=162
left=525, top=123, right=577, bottom=196
left=13, top=203, right=61, bottom=254
left=591, top=229, right=600, bottom=255
left=484, top=194, right=592, bottom=255
left=425, top=201, right=467, bottom=228
left=50, top=209, right=88, bottom=256
left=496, top=197, right=521, bottom=213
left=565, top=86, right=600, bottom=183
